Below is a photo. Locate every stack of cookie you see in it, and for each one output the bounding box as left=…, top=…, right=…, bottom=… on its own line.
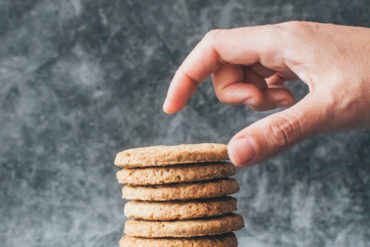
left=114, top=143, right=244, bottom=247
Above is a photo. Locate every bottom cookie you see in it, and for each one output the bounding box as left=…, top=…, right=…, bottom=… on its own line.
left=124, top=213, right=244, bottom=238
left=119, top=233, right=238, bottom=247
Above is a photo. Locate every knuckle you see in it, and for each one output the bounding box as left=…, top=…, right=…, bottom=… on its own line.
left=204, top=29, right=223, bottom=42
left=282, top=21, right=312, bottom=33
left=283, top=21, right=306, bottom=29
left=266, top=114, right=302, bottom=148
left=277, top=21, right=317, bottom=61
left=280, top=21, right=311, bottom=41
left=174, top=68, right=182, bottom=77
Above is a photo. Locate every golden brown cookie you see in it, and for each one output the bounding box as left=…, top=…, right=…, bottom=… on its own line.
left=117, top=162, right=235, bottom=185
left=119, top=233, right=238, bottom=247
left=124, top=213, right=244, bottom=238
left=122, top=179, right=240, bottom=201
left=124, top=197, right=237, bottom=220
left=114, top=143, right=228, bottom=168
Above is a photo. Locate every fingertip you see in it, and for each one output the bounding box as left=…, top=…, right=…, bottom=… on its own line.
left=162, top=105, right=170, bottom=114
left=228, top=137, right=257, bottom=167
left=162, top=99, right=171, bottom=114
left=162, top=101, right=177, bottom=115
left=162, top=90, right=179, bottom=114
left=163, top=73, right=198, bottom=115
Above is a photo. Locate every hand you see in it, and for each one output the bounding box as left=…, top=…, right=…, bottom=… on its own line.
left=163, top=21, right=370, bottom=167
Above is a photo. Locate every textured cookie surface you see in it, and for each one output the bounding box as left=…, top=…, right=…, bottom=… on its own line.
left=119, top=233, right=238, bottom=247
left=115, top=143, right=228, bottom=168
left=124, top=196, right=237, bottom=220
left=124, top=213, right=244, bottom=238
left=117, top=162, right=235, bottom=185
left=122, top=178, right=240, bottom=201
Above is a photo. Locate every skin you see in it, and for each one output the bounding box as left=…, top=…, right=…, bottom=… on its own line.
left=163, top=21, right=370, bottom=167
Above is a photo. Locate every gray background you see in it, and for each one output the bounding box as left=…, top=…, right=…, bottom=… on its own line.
left=0, top=0, right=369, bottom=246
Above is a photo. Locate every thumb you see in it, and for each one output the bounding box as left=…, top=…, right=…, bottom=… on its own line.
left=228, top=95, right=327, bottom=166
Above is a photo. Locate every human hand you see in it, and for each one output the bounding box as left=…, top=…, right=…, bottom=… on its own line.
left=163, top=21, right=370, bottom=166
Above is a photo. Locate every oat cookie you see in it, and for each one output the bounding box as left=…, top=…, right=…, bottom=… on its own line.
left=114, top=143, right=228, bottom=168
left=124, top=196, right=237, bottom=220
left=119, top=233, right=238, bottom=247
left=117, top=162, right=235, bottom=185
left=124, top=213, right=244, bottom=238
left=122, top=178, right=240, bottom=201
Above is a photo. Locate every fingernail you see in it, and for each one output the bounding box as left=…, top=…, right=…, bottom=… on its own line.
left=228, top=137, right=256, bottom=166
left=276, top=100, right=293, bottom=108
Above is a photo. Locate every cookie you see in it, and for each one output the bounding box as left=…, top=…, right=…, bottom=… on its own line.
left=117, top=162, right=235, bottom=185
left=124, top=196, right=237, bottom=220
left=124, top=213, right=244, bottom=238
left=114, top=143, right=228, bottom=168
left=122, top=178, right=240, bottom=201
left=119, top=233, right=238, bottom=247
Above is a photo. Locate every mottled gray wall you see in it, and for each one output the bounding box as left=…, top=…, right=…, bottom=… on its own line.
left=0, top=0, right=369, bottom=246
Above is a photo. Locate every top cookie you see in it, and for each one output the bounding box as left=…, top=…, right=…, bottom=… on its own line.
left=115, top=143, right=229, bottom=168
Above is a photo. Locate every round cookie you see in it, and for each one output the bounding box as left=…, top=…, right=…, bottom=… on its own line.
left=119, top=233, right=238, bottom=247
left=124, top=196, right=237, bottom=220
left=124, top=213, right=244, bottom=238
left=114, top=143, right=228, bottom=168
left=117, top=162, right=236, bottom=185
left=122, top=178, right=240, bottom=201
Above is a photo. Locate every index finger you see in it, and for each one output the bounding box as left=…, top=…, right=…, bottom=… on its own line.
left=163, top=25, right=286, bottom=114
